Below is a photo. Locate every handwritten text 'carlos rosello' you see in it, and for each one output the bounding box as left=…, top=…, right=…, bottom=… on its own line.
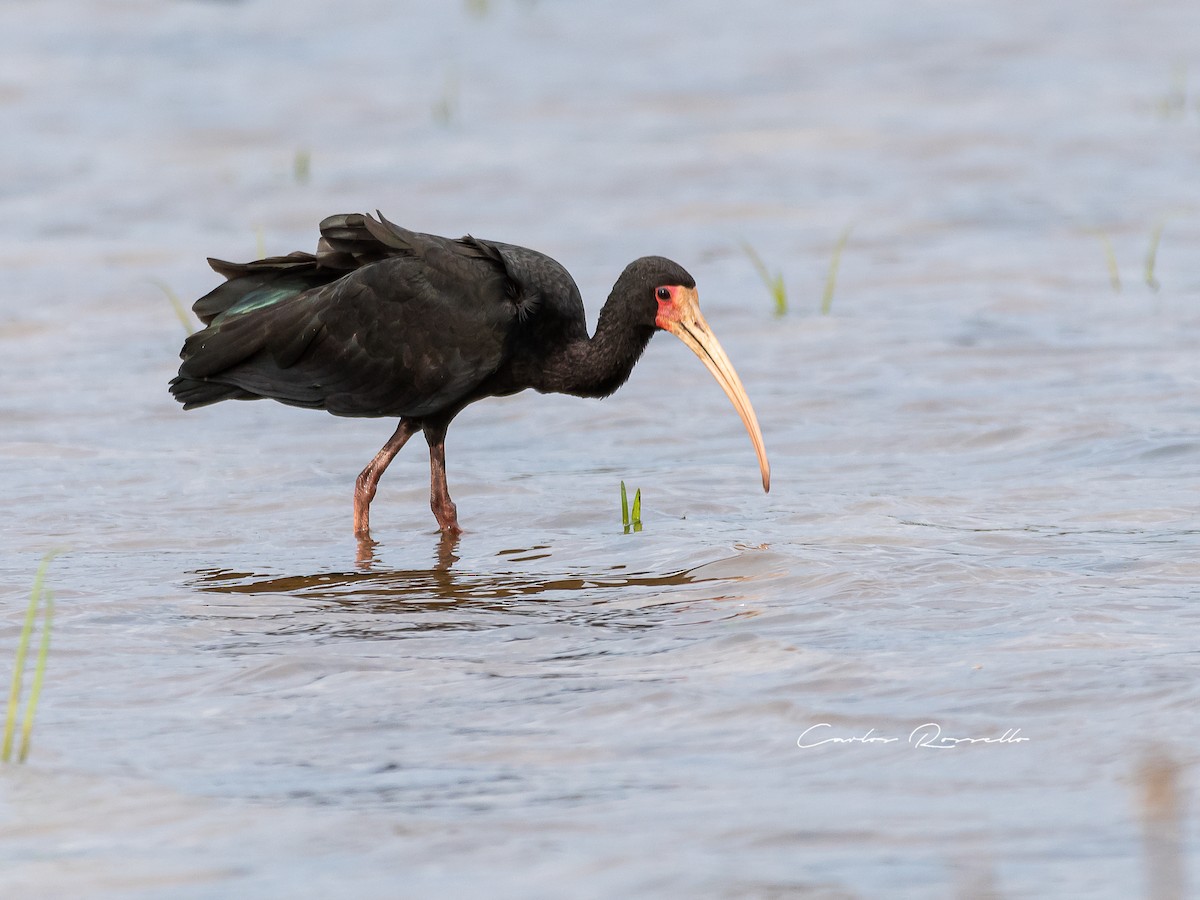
left=797, top=722, right=1029, bottom=750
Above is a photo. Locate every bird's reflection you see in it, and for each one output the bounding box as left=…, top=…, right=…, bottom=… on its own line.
left=355, top=529, right=459, bottom=570
left=186, top=537, right=749, bottom=638
left=191, top=560, right=705, bottom=608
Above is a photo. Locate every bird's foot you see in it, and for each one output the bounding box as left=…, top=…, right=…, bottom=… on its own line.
left=432, top=497, right=461, bottom=535
left=436, top=517, right=462, bottom=536
left=353, top=483, right=375, bottom=537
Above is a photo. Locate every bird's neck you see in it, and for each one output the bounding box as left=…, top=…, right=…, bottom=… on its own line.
left=541, top=297, right=656, bottom=399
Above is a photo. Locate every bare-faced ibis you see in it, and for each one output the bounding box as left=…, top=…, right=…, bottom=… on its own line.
left=169, top=212, right=770, bottom=536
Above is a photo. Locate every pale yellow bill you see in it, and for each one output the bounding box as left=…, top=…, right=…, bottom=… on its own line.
left=663, top=289, right=771, bottom=492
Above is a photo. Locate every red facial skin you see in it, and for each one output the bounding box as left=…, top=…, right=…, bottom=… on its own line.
left=654, top=284, right=682, bottom=330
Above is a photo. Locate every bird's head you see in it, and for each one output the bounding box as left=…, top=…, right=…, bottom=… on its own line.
left=624, top=256, right=771, bottom=493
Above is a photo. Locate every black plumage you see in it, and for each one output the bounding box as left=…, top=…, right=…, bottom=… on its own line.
left=170, top=212, right=769, bottom=536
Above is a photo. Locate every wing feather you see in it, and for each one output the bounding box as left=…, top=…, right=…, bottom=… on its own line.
left=172, top=229, right=518, bottom=418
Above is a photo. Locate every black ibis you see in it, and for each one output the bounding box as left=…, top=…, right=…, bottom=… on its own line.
left=169, top=212, right=770, bottom=536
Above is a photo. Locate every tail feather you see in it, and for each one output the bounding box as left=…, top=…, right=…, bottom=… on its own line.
left=171, top=212, right=444, bottom=412
left=168, top=376, right=257, bottom=409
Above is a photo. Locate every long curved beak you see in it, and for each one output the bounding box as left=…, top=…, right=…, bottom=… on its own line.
left=659, top=288, right=771, bottom=492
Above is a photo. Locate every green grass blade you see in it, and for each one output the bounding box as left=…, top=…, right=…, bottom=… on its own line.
left=631, top=488, right=641, bottom=527
left=18, top=590, right=53, bottom=763
left=4, top=552, right=57, bottom=762
left=620, top=481, right=629, bottom=529
left=741, top=242, right=788, bottom=316
left=1144, top=221, right=1165, bottom=292
left=1098, top=232, right=1121, bottom=292
left=2, top=611, right=36, bottom=763
left=771, top=275, right=787, bottom=316
left=821, top=224, right=854, bottom=315
left=293, top=148, right=311, bottom=185
left=432, top=71, right=460, bottom=126
left=740, top=241, right=773, bottom=286
left=150, top=279, right=195, bottom=334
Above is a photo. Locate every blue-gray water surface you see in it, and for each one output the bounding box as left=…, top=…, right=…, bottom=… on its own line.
left=2, top=1, right=1199, bottom=897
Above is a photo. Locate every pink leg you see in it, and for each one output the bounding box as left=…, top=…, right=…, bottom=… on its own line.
left=424, top=425, right=461, bottom=535
left=354, top=419, right=418, bottom=537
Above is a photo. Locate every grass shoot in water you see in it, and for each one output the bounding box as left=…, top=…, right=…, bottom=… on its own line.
left=1095, top=232, right=1121, bottom=292
left=293, top=148, right=311, bottom=185
left=432, top=71, right=460, bottom=126
left=464, top=0, right=490, bottom=18
left=151, top=279, right=195, bottom=334
left=3, top=551, right=59, bottom=764
left=1144, top=220, right=1166, bottom=292
left=740, top=242, right=787, bottom=316
left=620, top=481, right=642, bottom=533
left=821, top=224, right=854, bottom=315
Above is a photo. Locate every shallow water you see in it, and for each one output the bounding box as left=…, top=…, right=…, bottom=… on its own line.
left=2, top=0, right=1200, bottom=897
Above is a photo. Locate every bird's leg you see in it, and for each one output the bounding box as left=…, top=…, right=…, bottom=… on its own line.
left=354, top=418, right=419, bottom=537
left=423, top=423, right=461, bottom=535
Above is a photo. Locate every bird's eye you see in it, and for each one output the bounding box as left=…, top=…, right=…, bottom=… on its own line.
left=655, top=287, right=672, bottom=302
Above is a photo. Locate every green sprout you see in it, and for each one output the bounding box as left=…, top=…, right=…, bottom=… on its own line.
left=1145, top=220, right=1167, bottom=292
left=150, top=279, right=195, bottom=334
left=620, top=481, right=642, bottom=533
left=821, top=223, right=854, bottom=315
left=741, top=242, right=788, bottom=316
left=1096, top=232, right=1121, bottom=292
left=293, top=148, right=311, bottom=185
left=432, top=71, right=460, bottom=126
left=4, top=551, right=59, bottom=764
